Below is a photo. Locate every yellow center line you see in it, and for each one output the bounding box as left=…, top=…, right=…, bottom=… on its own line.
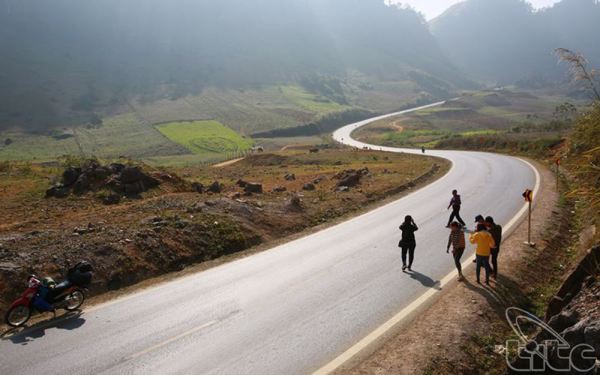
left=126, top=320, right=219, bottom=360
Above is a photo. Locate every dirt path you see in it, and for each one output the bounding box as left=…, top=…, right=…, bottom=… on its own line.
left=336, top=161, right=559, bottom=375
left=211, top=157, right=245, bottom=168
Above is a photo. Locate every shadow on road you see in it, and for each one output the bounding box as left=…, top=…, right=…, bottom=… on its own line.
left=405, top=269, right=442, bottom=290
left=1, top=311, right=86, bottom=345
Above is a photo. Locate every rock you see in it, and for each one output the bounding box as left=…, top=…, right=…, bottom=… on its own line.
left=73, top=174, right=91, bottom=194
left=337, top=173, right=361, bottom=188
left=336, top=186, right=350, bottom=193
left=302, top=183, right=316, bottom=191
left=62, top=167, right=81, bottom=186
left=191, top=182, right=205, bottom=193
left=561, top=319, right=588, bottom=346
left=547, top=309, right=579, bottom=335
left=108, top=163, right=125, bottom=174
left=284, top=173, right=296, bottom=181
left=236, top=179, right=248, bottom=188
left=584, top=321, right=600, bottom=356
left=244, top=182, right=263, bottom=194
left=119, top=166, right=145, bottom=184
left=124, top=181, right=145, bottom=196
left=288, top=195, right=303, bottom=210
left=309, top=148, right=319, bottom=153
left=46, top=185, right=70, bottom=198
left=208, top=181, right=223, bottom=193
left=273, top=186, right=287, bottom=193
left=313, top=176, right=326, bottom=185
left=102, top=193, right=121, bottom=205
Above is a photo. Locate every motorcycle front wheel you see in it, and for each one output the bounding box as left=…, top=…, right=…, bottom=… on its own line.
left=5, top=305, right=31, bottom=327
left=64, top=289, right=85, bottom=311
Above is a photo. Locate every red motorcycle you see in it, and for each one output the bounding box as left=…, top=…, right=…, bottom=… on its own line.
left=4, top=261, right=92, bottom=327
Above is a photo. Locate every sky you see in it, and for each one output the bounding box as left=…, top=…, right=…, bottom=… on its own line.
left=393, top=0, right=562, bottom=20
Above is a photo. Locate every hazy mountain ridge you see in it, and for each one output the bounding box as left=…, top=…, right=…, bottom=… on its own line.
left=0, top=0, right=460, bottom=131
left=431, top=0, right=600, bottom=84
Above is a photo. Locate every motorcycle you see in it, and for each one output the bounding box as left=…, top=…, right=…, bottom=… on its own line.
left=4, top=261, right=93, bottom=327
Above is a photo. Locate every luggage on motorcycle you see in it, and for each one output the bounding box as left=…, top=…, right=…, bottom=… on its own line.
left=73, top=260, right=93, bottom=273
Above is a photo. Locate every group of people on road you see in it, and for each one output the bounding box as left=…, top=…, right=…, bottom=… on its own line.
left=398, top=189, right=503, bottom=286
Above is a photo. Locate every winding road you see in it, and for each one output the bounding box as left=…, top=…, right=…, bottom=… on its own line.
left=1, top=101, right=539, bottom=375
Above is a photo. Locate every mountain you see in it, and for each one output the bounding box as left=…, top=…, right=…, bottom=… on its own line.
left=430, top=0, right=600, bottom=85
left=0, top=0, right=461, bottom=132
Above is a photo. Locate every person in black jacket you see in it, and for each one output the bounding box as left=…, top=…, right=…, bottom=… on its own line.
left=446, top=190, right=466, bottom=227
left=399, top=215, right=418, bottom=271
left=485, top=216, right=503, bottom=279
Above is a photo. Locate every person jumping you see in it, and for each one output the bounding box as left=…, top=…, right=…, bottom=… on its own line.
left=446, top=190, right=466, bottom=227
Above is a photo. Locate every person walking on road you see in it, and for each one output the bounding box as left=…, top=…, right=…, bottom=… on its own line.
left=446, top=222, right=466, bottom=281
left=399, top=215, right=418, bottom=271
left=469, top=223, right=495, bottom=285
left=485, top=216, right=503, bottom=279
left=446, top=190, right=466, bottom=227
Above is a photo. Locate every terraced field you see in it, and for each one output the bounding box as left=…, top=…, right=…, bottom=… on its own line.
left=156, top=120, right=253, bottom=157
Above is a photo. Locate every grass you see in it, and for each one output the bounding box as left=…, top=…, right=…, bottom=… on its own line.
left=353, top=89, right=577, bottom=149
left=278, top=85, right=350, bottom=113
left=156, top=120, right=253, bottom=157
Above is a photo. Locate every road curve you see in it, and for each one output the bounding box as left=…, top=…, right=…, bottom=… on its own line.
left=1, top=102, right=538, bottom=375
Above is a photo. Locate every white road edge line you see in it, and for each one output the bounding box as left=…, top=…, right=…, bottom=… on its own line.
left=125, top=320, right=218, bottom=361
left=312, top=112, right=542, bottom=375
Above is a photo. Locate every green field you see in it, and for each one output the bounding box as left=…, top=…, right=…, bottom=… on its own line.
left=156, top=120, right=253, bottom=156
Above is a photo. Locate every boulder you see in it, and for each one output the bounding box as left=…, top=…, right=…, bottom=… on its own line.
left=273, top=186, right=287, bottom=193
left=109, top=163, right=126, bottom=174
left=337, top=173, right=361, bottom=188
left=208, top=181, right=223, bottom=193
left=119, top=166, right=145, bottom=184
left=244, top=182, right=263, bottom=194
left=584, top=321, right=600, bottom=356
left=62, top=167, right=81, bottom=186
left=124, top=181, right=145, bottom=196
left=302, top=183, right=316, bottom=191
left=191, top=182, right=205, bottom=193
left=46, top=185, right=70, bottom=198
left=547, top=309, right=579, bottom=335
left=73, top=174, right=92, bottom=194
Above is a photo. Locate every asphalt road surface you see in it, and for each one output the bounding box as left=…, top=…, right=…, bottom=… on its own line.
left=1, top=102, right=538, bottom=375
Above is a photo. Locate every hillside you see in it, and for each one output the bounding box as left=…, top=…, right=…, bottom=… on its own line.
left=0, top=0, right=464, bottom=133
left=431, top=0, right=600, bottom=85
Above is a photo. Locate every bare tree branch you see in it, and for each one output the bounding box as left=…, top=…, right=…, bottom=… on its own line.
left=556, top=48, right=600, bottom=102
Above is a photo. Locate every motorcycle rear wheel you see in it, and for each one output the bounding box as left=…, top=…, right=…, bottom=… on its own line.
left=65, top=289, right=85, bottom=311
left=5, top=305, right=31, bottom=327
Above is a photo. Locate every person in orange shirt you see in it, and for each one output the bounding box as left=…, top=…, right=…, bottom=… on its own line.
left=469, top=223, right=495, bottom=285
